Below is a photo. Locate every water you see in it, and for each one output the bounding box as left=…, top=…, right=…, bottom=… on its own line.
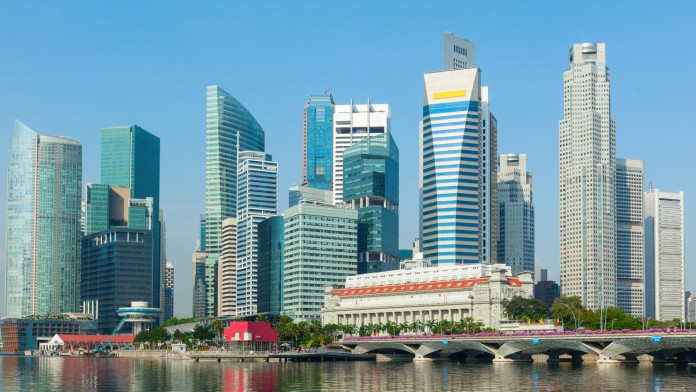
left=1, top=356, right=695, bottom=391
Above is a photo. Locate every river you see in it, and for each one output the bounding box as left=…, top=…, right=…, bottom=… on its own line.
left=1, top=356, right=695, bottom=391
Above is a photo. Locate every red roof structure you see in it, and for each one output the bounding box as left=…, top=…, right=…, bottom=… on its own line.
left=224, top=322, right=278, bottom=343
left=333, top=276, right=522, bottom=296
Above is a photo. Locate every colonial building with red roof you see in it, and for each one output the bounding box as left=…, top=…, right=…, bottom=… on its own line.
left=321, top=264, right=533, bottom=328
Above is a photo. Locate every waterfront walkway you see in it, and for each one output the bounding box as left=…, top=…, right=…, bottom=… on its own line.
left=341, top=330, right=696, bottom=363
left=187, top=350, right=375, bottom=362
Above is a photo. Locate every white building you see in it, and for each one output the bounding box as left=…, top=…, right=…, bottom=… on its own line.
left=559, top=43, right=616, bottom=310
left=497, top=153, right=534, bottom=277
left=218, top=217, right=237, bottom=317
left=645, top=188, right=684, bottom=321
left=322, top=264, right=533, bottom=329
left=332, top=100, right=389, bottom=205
left=444, top=32, right=475, bottom=70
left=236, top=151, right=278, bottom=316
left=616, top=159, right=645, bottom=317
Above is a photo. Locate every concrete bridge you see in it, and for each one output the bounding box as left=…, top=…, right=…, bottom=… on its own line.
left=341, top=333, right=696, bottom=364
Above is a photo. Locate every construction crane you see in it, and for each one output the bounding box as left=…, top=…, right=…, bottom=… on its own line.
left=324, top=87, right=332, bottom=94
left=93, top=316, right=128, bottom=354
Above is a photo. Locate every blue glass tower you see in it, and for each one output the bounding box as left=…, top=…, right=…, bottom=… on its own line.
left=303, top=93, right=334, bottom=190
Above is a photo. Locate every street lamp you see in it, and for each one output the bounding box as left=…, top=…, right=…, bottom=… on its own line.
left=560, top=303, right=578, bottom=331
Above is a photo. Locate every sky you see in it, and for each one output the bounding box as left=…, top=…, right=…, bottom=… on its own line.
left=0, top=1, right=695, bottom=318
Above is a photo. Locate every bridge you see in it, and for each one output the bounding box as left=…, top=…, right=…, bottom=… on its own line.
left=341, top=331, right=696, bottom=364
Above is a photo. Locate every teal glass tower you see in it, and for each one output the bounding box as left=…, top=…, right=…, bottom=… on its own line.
left=302, top=93, right=334, bottom=190
left=99, top=125, right=161, bottom=309
left=5, top=121, right=82, bottom=317
left=258, top=216, right=284, bottom=315
left=343, top=132, right=399, bottom=273
left=204, top=85, right=265, bottom=317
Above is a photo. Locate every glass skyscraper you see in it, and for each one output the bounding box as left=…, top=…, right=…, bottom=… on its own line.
left=235, top=151, right=278, bottom=316
left=205, top=85, right=265, bottom=317
left=258, top=216, right=284, bottom=315
left=5, top=120, right=82, bottom=317
left=303, top=93, right=334, bottom=190
left=99, top=125, right=161, bottom=310
left=343, top=132, right=399, bottom=273
left=420, top=68, right=482, bottom=265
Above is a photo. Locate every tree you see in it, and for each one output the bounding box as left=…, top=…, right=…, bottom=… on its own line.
left=134, top=329, right=150, bottom=343
left=504, top=296, right=549, bottom=322
left=255, top=314, right=268, bottom=323
left=149, top=326, right=171, bottom=344
left=550, top=296, right=586, bottom=330
left=210, top=319, right=225, bottom=344
left=192, top=324, right=214, bottom=342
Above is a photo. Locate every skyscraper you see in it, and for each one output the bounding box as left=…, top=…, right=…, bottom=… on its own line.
left=205, top=85, right=265, bottom=317
left=303, top=93, right=334, bottom=190
left=420, top=67, right=482, bottom=265
left=235, top=151, right=278, bottom=316
left=443, top=33, right=498, bottom=265
left=559, top=43, right=616, bottom=310
left=192, top=240, right=207, bottom=319
left=645, top=188, right=685, bottom=321
left=165, top=262, right=174, bottom=321
left=616, top=159, right=645, bottom=317
left=217, top=217, right=237, bottom=317
left=497, top=153, right=534, bottom=276
left=283, top=204, right=357, bottom=319
left=258, top=216, right=284, bottom=314
left=332, top=101, right=389, bottom=205
left=100, top=125, right=161, bottom=310
left=5, top=121, right=82, bottom=317
left=343, top=132, right=399, bottom=273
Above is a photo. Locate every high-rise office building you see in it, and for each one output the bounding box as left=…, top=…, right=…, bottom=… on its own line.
left=283, top=204, right=358, bottom=319
left=559, top=43, right=616, bottom=310
left=205, top=85, right=265, bottom=317
left=236, top=151, right=278, bottom=316
left=645, top=188, right=685, bottom=321
left=497, top=153, right=534, bottom=276
left=616, top=159, right=645, bottom=317
left=343, top=132, right=399, bottom=273
left=443, top=34, right=498, bottom=265
left=165, top=262, right=174, bottom=321
left=100, top=125, right=161, bottom=310
left=81, top=229, right=153, bottom=333
left=217, top=217, right=237, bottom=318
left=192, top=240, right=207, bottom=319
left=332, top=101, right=389, bottom=205
left=258, top=216, right=284, bottom=315
left=288, top=184, right=333, bottom=208
left=420, top=67, right=482, bottom=265
left=5, top=121, right=82, bottom=318
left=303, top=93, right=335, bottom=190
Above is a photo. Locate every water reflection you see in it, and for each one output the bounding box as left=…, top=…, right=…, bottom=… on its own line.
left=1, top=356, right=695, bottom=391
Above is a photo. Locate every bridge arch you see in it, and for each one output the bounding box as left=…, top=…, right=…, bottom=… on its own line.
left=415, top=341, right=496, bottom=361
left=600, top=337, right=696, bottom=362
left=495, top=340, right=599, bottom=361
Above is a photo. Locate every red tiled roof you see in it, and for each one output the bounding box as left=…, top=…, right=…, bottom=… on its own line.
left=333, top=277, right=492, bottom=297
left=507, top=277, right=521, bottom=287
left=56, top=334, right=134, bottom=343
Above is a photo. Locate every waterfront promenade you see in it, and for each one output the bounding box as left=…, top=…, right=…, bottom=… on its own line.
left=340, top=329, right=696, bottom=363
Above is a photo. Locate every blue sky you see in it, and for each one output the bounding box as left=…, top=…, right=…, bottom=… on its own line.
left=1, top=2, right=694, bottom=317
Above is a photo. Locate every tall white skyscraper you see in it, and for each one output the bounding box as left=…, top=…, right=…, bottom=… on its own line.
left=235, top=151, right=278, bottom=316
left=645, top=188, right=684, bottom=321
left=559, top=43, right=616, bottom=310
left=497, top=153, right=534, bottom=276
left=616, top=159, right=645, bottom=317
left=332, top=100, right=389, bottom=205
left=218, top=217, right=237, bottom=317
left=420, top=67, right=482, bottom=265
left=441, top=33, right=497, bottom=264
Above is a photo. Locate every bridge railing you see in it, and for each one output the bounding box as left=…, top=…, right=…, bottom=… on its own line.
left=342, top=328, right=695, bottom=341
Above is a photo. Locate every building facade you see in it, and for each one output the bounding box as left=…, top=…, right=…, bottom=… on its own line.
left=645, top=188, right=685, bottom=321
left=497, top=153, right=534, bottom=276
left=444, top=32, right=476, bottom=70
left=534, top=280, right=561, bottom=309
left=615, top=159, right=645, bottom=317
left=322, top=264, right=533, bottom=329
left=5, top=121, right=82, bottom=318
left=332, top=100, right=389, bottom=205
left=81, top=229, right=153, bottom=334
left=420, top=67, right=482, bottom=265
left=165, top=262, right=174, bottom=321
left=258, top=216, right=285, bottom=315
left=218, top=217, right=237, bottom=317
left=192, top=243, right=207, bottom=319
left=0, top=318, right=97, bottom=353
left=205, top=85, right=265, bottom=317
left=283, top=204, right=358, bottom=320
left=236, top=151, right=278, bottom=316
left=343, top=132, right=400, bottom=273
left=559, top=43, right=616, bottom=310
left=303, top=93, right=335, bottom=190
left=100, top=125, right=161, bottom=310
left=288, top=185, right=333, bottom=208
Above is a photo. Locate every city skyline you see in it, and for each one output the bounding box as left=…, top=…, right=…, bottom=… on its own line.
left=1, top=2, right=695, bottom=317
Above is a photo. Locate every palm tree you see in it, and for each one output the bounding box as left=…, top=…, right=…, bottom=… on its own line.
left=255, top=314, right=268, bottom=323
left=210, top=319, right=225, bottom=345
left=398, top=322, right=410, bottom=335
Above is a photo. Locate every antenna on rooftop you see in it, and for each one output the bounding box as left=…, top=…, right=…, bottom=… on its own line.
left=324, top=87, right=332, bottom=94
